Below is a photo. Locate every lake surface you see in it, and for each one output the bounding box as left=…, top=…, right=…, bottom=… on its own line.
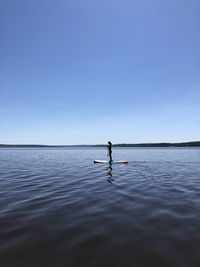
left=0, top=147, right=200, bottom=267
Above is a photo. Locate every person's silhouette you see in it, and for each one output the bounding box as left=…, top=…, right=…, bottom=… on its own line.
left=107, top=141, right=112, bottom=163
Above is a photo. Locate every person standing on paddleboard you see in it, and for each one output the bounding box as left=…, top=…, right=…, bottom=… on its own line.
left=107, top=141, right=112, bottom=163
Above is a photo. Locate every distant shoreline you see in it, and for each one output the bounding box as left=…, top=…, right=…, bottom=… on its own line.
left=0, top=141, right=200, bottom=148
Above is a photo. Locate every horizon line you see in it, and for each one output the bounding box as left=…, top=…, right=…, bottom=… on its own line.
left=0, top=141, right=200, bottom=147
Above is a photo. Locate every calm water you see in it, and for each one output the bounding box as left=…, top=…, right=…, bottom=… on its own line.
left=0, top=147, right=200, bottom=267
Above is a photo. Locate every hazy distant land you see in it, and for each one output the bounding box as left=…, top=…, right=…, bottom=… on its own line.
left=0, top=141, right=200, bottom=148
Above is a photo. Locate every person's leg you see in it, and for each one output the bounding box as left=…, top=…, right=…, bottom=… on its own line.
left=109, top=152, right=112, bottom=163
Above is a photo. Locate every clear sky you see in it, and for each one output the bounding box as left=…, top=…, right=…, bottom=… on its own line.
left=1, top=0, right=200, bottom=145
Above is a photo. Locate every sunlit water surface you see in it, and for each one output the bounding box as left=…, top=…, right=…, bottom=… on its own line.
left=0, top=147, right=200, bottom=267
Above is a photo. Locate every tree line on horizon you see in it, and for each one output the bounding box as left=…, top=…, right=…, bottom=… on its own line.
left=0, top=141, right=200, bottom=147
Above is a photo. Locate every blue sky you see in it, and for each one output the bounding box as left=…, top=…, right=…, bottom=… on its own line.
left=1, top=0, right=199, bottom=144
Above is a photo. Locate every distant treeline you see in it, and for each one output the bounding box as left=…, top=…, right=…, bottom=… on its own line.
left=0, top=141, right=200, bottom=147
left=114, top=141, right=200, bottom=147
left=0, top=144, right=60, bottom=147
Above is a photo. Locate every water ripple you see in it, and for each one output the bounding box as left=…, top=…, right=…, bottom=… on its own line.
left=0, top=148, right=200, bottom=266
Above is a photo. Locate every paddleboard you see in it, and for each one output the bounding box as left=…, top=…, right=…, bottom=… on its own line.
left=94, top=160, right=128, bottom=164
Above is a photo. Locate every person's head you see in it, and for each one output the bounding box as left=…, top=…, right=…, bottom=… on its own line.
left=108, top=141, right=112, bottom=145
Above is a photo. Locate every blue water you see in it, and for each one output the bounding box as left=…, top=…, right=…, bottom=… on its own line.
left=0, top=147, right=200, bottom=267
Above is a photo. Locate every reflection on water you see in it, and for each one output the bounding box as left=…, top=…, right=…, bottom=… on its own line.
left=0, top=147, right=200, bottom=267
left=107, top=162, right=114, bottom=183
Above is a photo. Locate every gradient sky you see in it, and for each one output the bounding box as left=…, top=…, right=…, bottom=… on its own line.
left=1, top=0, right=200, bottom=145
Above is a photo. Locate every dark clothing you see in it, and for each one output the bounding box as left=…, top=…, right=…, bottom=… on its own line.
left=107, top=143, right=112, bottom=162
